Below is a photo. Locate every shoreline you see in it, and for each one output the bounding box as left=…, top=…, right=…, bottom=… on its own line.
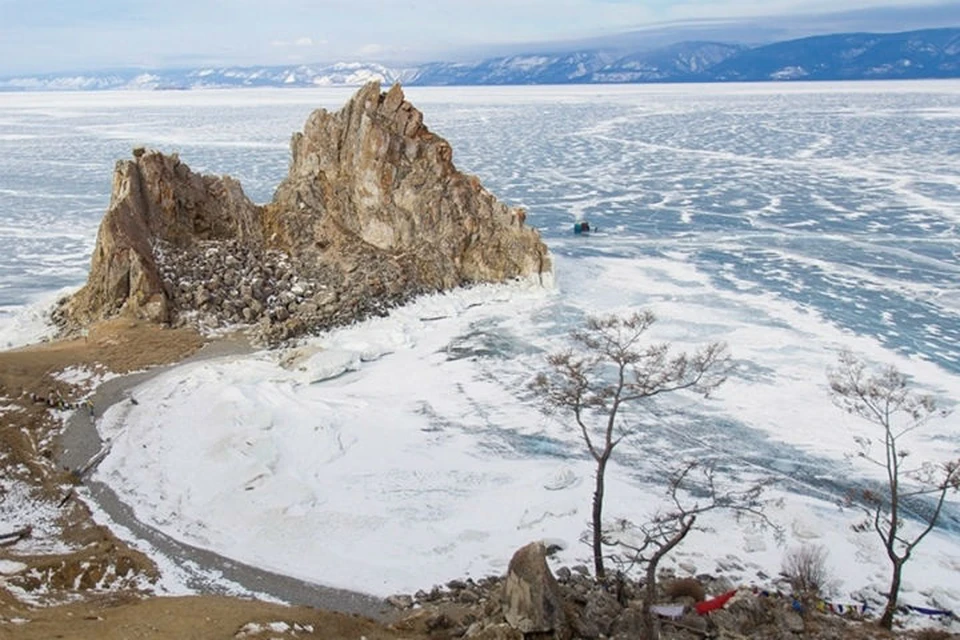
left=56, top=331, right=396, bottom=622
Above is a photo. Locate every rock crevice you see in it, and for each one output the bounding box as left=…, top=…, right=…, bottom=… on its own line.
left=56, top=82, right=552, bottom=342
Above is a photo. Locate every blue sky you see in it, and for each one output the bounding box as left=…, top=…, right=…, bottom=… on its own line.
left=1, top=0, right=957, bottom=75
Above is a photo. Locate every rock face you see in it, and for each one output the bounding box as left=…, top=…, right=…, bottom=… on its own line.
left=56, top=82, right=552, bottom=343
left=501, top=541, right=569, bottom=638
left=60, top=150, right=263, bottom=327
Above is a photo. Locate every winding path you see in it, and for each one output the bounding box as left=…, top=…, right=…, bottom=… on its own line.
left=58, top=337, right=394, bottom=622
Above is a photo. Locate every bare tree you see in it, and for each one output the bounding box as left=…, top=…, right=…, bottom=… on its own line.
left=530, top=311, right=731, bottom=580
left=607, top=461, right=773, bottom=640
left=828, top=349, right=960, bottom=630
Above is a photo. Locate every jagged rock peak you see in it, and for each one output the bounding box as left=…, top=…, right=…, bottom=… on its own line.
left=269, top=81, right=551, bottom=287
left=56, top=83, right=552, bottom=343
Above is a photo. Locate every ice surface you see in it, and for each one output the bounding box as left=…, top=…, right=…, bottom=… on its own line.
left=1, top=84, right=959, bottom=617
left=0, top=286, right=72, bottom=349
left=92, top=263, right=960, bottom=607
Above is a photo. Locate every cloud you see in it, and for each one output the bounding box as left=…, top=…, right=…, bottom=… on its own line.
left=357, top=43, right=385, bottom=56
left=271, top=36, right=317, bottom=48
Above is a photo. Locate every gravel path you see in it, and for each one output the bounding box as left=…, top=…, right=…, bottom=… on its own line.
left=59, top=335, right=395, bottom=622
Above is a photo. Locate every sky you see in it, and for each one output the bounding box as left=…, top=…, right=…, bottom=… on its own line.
left=0, top=0, right=958, bottom=75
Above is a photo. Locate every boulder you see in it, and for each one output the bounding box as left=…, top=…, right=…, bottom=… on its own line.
left=501, top=541, right=569, bottom=638
left=56, top=82, right=552, bottom=343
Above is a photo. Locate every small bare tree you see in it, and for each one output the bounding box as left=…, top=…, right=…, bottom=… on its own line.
left=828, top=349, right=960, bottom=630
left=607, top=461, right=773, bottom=640
left=530, top=311, right=731, bottom=580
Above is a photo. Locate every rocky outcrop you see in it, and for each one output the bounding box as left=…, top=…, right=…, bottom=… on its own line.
left=501, top=542, right=570, bottom=639
left=56, top=82, right=551, bottom=343
left=58, top=150, right=263, bottom=327
left=387, top=546, right=858, bottom=640
left=267, top=82, right=546, bottom=289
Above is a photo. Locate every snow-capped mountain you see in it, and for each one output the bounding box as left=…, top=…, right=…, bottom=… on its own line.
left=0, top=62, right=413, bottom=91
left=1, top=27, right=957, bottom=90
left=706, top=27, right=960, bottom=81
left=184, top=62, right=417, bottom=88
left=411, top=51, right=614, bottom=85
left=589, top=42, right=747, bottom=83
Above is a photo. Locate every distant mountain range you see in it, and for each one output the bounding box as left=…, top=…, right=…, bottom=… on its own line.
left=2, top=27, right=958, bottom=91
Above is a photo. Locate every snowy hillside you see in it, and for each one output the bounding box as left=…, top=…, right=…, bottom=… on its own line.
left=1, top=28, right=957, bottom=90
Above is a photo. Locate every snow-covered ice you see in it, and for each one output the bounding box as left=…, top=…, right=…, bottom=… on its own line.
left=93, top=263, right=960, bottom=610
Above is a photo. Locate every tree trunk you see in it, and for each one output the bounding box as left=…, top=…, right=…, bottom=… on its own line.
left=592, top=456, right=608, bottom=580
left=879, top=559, right=903, bottom=629
left=642, top=558, right=659, bottom=640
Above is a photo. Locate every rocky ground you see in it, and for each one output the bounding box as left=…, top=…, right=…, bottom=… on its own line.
left=149, top=236, right=419, bottom=346
left=1, top=321, right=957, bottom=639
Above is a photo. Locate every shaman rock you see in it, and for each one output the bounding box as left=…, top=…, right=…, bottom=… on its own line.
left=56, top=82, right=552, bottom=342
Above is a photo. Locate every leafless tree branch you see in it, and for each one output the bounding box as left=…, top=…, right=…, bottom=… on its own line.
left=827, top=349, right=958, bottom=630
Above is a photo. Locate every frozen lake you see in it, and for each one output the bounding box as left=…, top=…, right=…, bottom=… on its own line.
left=1, top=82, right=958, bottom=613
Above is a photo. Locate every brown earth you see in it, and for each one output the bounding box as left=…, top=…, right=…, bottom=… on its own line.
left=0, top=317, right=204, bottom=495
left=0, top=593, right=409, bottom=640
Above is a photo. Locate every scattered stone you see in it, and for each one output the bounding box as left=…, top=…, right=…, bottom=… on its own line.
left=425, top=611, right=451, bottom=631
left=466, top=623, right=522, bottom=640
left=389, top=546, right=863, bottom=640
left=580, top=588, right=621, bottom=637
left=610, top=603, right=646, bottom=639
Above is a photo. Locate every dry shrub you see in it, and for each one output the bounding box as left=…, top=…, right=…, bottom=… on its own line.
left=781, top=544, right=832, bottom=600
left=663, top=577, right=705, bottom=602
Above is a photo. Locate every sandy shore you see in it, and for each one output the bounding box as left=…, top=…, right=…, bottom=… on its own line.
left=55, top=330, right=395, bottom=622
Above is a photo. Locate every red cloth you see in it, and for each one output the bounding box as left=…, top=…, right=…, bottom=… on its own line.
left=695, top=590, right=737, bottom=615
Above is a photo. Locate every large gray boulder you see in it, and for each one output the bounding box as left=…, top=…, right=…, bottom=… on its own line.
left=501, top=541, right=569, bottom=639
